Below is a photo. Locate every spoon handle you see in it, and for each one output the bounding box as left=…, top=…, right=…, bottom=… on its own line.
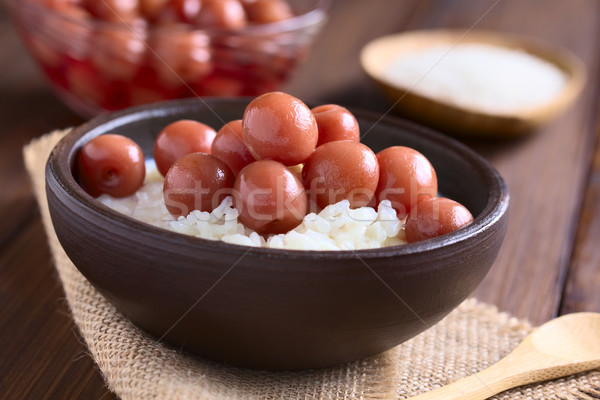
left=407, top=312, right=600, bottom=399
left=406, top=366, right=507, bottom=400
left=406, top=341, right=559, bottom=400
left=406, top=340, right=600, bottom=400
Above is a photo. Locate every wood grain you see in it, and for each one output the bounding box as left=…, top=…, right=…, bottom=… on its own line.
left=0, top=219, right=114, bottom=400
left=561, top=118, right=600, bottom=314
left=464, top=0, right=600, bottom=323
left=286, top=0, right=421, bottom=101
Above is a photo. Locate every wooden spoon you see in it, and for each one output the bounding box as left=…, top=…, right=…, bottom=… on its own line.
left=408, top=312, right=600, bottom=400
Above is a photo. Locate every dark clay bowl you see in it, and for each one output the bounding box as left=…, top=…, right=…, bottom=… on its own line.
left=46, top=98, right=509, bottom=370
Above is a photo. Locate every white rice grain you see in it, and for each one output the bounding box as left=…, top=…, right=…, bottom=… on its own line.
left=97, top=170, right=407, bottom=250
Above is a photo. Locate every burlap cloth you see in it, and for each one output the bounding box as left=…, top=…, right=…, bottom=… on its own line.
left=24, top=130, right=600, bottom=400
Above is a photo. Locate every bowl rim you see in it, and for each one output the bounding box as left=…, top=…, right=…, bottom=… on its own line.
left=46, top=97, right=509, bottom=261
left=360, top=28, right=587, bottom=120
left=9, top=0, right=330, bottom=36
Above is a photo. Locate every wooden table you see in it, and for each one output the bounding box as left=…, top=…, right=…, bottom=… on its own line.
left=1, top=0, right=599, bottom=398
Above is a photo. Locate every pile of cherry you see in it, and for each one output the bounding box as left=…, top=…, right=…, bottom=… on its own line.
left=76, top=92, right=473, bottom=244
left=40, top=0, right=296, bottom=26
left=24, top=0, right=302, bottom=110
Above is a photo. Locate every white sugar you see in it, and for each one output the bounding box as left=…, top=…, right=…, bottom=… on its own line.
left=385, top=43, right=568, bottom=114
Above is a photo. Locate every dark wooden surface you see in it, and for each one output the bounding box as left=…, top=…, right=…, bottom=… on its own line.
left=1, top=0, right=599, bottom=399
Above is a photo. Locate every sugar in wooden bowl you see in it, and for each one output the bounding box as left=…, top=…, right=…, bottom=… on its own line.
left=361, top=29, right=586, bottom=138
left=385, top=43, right=568, bottom=115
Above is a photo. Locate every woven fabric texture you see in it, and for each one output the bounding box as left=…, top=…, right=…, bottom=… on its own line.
left=25, top=130, right=600, bottom=400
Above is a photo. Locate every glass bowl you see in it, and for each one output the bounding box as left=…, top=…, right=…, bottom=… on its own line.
left=9, top=0, right=328, bottom=117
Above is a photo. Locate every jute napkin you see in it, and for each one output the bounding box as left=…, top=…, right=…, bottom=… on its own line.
left=25, top=130, right=600, bottom=400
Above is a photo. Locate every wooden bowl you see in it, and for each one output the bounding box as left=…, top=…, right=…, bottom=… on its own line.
left=45, top=98, right=509, bottom=370
left=361, top=29, right=586, bottom=138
